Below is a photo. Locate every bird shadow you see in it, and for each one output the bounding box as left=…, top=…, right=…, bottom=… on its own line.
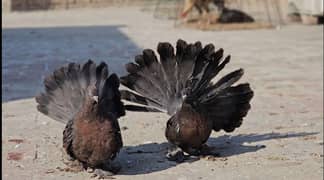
left=116, top=142, right=190, bottom=175
left=116, top=131, right=318, bottom=175
left=206, top=131, right=318, bottom=157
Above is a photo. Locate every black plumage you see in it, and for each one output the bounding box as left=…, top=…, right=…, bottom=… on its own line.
left=36, top=60, right=125, bottom=177
left=214, top=0, right=255, bottom=23
left=120, top=40, right=254, bottom=161
left=218, top=7, right=255, bottom=23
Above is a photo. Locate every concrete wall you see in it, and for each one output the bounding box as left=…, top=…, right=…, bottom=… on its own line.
left=2, top=0, right=11, bottom=12
left=288, top=0, right=324, bottom=16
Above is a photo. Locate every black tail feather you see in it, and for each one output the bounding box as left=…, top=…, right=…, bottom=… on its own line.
left=157, top=43, right=177, bottom=94
left=120, top=89, right=164, bottom=109
left=124, top=105, right=162, bottom=113
left=199, top=83, right=254, bottom=132
left=98, top=73, right=125, bottom=117
left=190, top=48, right=227, bottom=97
left=177, top=41, right=202, bottom=95
left=96, top=62, right=109, bottom=97
left=199, top=68, right=244, bottom=102
left=80, top=60, right=96, bottom=89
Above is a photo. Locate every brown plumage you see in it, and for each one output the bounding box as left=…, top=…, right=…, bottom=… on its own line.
left=181, top=0, right=213, bottom=18
left=36, top=60, right=125, bottom=177
left=181, top=0, right=226, bottom=20
left=165, top=103, right=212, bottom=154
left=120, top=39, right=254, bottom=161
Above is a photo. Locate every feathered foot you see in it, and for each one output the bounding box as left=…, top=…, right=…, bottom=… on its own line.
left=184, top=144, right=220, bottom=157
left=91, top=169, right=114, bottom=179
left=198, top=144, right=220, bottom=156
left=61, top=149, right=84, bottom=172
left=90, top=161, right=121, bottom=179
left=178, top=144, right=219, bottom=157
left=166, top=146, right=186, bottom=163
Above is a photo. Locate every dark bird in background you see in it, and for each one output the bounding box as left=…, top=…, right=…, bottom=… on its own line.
left=215, top=0, right=255, bottom=23
left=120, top=39, right=254, bottom=162
left=181, top=0, right=254, bottom=24
left=36, top=60, right=125, bottom=178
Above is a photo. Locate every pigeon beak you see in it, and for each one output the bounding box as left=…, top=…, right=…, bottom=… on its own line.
left=92, top=96, right=98, bottom=102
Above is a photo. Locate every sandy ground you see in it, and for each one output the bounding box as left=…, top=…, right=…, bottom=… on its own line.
left=2, top=7, right=324, bottom=180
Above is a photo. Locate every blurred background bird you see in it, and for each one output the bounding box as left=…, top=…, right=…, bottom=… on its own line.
left=215, top=0, right=255, bottom=23
left=180, top=0, right=254, bottom=24
left=120, top=39, right=254, bottom=162
left=36, top=60, right=125, bottom=178
left=180, top=0, right=217, bottom=23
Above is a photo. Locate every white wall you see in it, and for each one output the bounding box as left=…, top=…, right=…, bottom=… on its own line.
left=288, top=0, right=324, bottom=16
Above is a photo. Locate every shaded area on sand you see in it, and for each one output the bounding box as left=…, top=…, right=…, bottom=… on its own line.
left=116, top=131, right=318, bottom=175
left=2, top=25, right=141, bottom=102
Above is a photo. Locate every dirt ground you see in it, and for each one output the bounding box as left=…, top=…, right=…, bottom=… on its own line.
left=2, top=7, right=323, bottom=180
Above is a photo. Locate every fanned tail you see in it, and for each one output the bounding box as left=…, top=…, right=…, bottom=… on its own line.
left=199, top=83, right=254, bottom=132
left=120, top=39, right=202, bottom=115
left=121, top=39, right=253, bottom=132
left=36, top=60, right=96, bottom=123
left=188, top=53, right=253, bottom=132
left=36, top=60, right=125, bottom=123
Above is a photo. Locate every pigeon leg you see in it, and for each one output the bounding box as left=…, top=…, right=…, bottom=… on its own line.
left=184, top=144, right=220, bottom=157
left=199, top=144, right=220, bottom=156
left=91, top=169, right=115, bottom=179
left=90, top=161, right=121, bottom=179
